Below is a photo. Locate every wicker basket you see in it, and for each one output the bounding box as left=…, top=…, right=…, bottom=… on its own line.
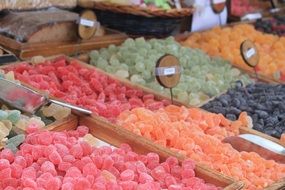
left=78, top=0, right=193, bottom=18
left=78, top=1, right=193, bottom=36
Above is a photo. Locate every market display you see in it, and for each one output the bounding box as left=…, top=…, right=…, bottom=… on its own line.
left=1, top=0, right=285, bottom=189
left=4, top=57, right=170, bottom=120
left=117, top=105, right=285, bottom=189
left=0, top=126, right=219, bottom=190
left=182, top=24, right=285, bottom=81
left=202, top=83, right=285, bottom=139
left=90, top=37, right=251, bottom=106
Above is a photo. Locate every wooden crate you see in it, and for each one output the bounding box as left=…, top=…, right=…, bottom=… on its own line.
left=0, top=29, right=128, bottom=60
left=45, top=114, right=78, bottom=132
left=0, top=46, right=18, bottom=65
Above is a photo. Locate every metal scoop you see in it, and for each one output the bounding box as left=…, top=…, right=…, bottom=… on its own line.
left=223, top=134, right=285, bottom=164
left=0, top=78, right=92, bottom=115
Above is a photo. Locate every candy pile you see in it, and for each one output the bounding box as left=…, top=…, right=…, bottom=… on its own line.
left=4, top=57, right=169, bottom=120
left=90, top=37, right=251, bottom=106
left=255, top=16, right=285, bottom=36
left=0, top=67, right=73, bottom=151
left=202, top=83, right=285, bottom=139
left=0, top=107, right=45, bottom=147
left=0, top=126, right=219, bottom=190
left=182, top=24, right=285, bottom=81
left=230, top=0, right=270, bottom=17
left=117, top=105, right=285, bottom=189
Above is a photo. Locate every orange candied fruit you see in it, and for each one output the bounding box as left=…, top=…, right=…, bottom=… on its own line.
left=182, top=24, right=285, bottom=81
left=117, top=105, right=285, bottom=189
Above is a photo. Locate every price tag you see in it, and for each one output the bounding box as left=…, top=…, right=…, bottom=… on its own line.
left=211, top=0, right=227, bottom=13
left=241, top=13, right=262, bottom=21
left=155, top=66, right=181, bottom=76
left=155, top=54, right=181, bottom=103
left=78, top=10, right=98, bottom=40
left=246, top=48, right=256, bottom=59
left=80, top=18, right=95, bottom=27
left=240, top=40, right=259, bottom=68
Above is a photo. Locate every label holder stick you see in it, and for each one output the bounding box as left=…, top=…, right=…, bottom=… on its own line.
left=155, top=54, right=181, bottom=104
left=240, top=39, right=260, bottom=80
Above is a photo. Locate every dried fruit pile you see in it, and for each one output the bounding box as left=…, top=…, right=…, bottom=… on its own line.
left=4, top=57, right=169, bottom=120
left=202, top=83, right=285, bottom=139
left=117, top=105, right=285, bottom=189
left=255, top=16, right=285, bottom=36
left=0, top=126, right=219, bottom=190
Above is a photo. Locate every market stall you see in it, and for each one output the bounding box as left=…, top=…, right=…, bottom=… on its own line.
left=0, top=0, right=285, bottom=189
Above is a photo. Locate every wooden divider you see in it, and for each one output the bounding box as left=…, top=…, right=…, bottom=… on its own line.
left=0, top=29, right=128, bottom=60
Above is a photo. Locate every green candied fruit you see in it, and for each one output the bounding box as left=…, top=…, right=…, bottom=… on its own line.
left=4, top=143, right=18, bottom=153
left=0, top=110, right=8, bottom=120
left=89, top=37, right=253, bottom=106
left=7, top=110, right=21, bottom=124
left=6, top=134, right=25, bottom=147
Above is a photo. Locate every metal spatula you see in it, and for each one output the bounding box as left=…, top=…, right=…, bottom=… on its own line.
left=223, top=134, right=285, bottom=163
left=0, top=78, right=92, bottom=115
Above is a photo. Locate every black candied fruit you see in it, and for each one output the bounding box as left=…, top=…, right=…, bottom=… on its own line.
left=202, top=83, right=285, bottom=138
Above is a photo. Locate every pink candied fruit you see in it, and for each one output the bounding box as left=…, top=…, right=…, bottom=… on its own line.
left=26, top=123, right=40, bottom=134
left=0, top=159, right=11, bottom=170
left=120, top=169, right=135, bottom=181
left=0, top=168, right=12, bottom=179
left=21, top=167, right=36, bottom=179
left=48, top=151, right=62, bottom=165
left=4, top=57, right=168, bottom=120
left=40, top=161, right=57, bottom=176
left=70, top=144, right=83, bottom=159
left=1, top=149, right=14, bottom=163
left=83, top=163, right=98, bottom=176
left=0, top=127, right=219, bottom=190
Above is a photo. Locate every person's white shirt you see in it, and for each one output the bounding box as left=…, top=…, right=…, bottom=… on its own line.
left=191, top=0, right=228, bottom=32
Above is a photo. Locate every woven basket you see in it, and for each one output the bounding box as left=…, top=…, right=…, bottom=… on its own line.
left=93, top=9, right=183, bottom=36
left=78, top=0, right=193, bottom=18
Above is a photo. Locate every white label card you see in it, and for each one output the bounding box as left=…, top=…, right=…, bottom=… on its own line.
left=155, top=66, right=181, bottom=76
left=213, top=0, right=226, bottom=4
left=80, top=18, right=95, bottom=27
left=163, top=67, right=176, bottom=75
left=246, top=48, right=256, bottom=59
